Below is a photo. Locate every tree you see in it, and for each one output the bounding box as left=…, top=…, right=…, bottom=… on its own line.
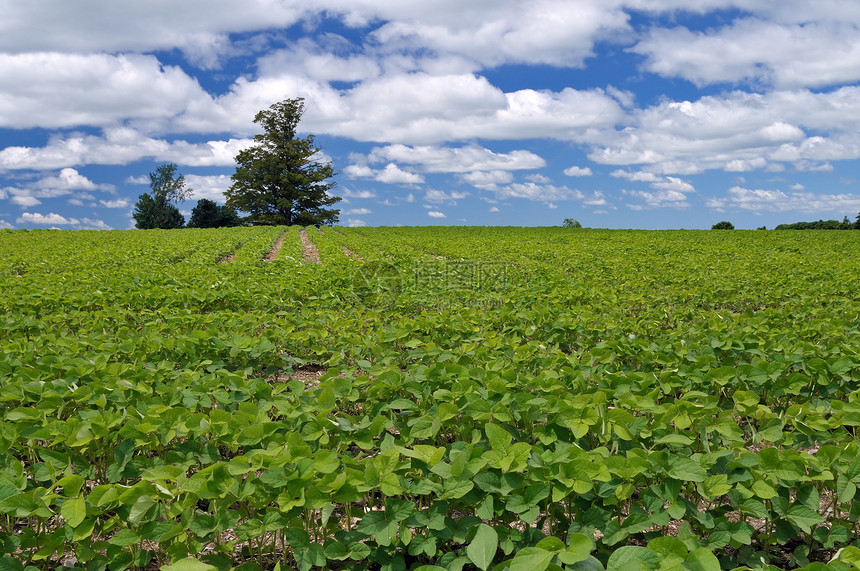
left=711, top=221, right=734, bottom=230
left=187, top=199, right=241, bottom=228
left=225, top=98, right=341, bottom=226
left=133, top=163, right=191, bottom=229
left=562, top=218, right=582, bottom=228
left=856, top=212, right=860, bottom=230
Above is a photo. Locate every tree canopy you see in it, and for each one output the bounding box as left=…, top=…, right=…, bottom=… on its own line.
left=187, top=199, right=241, bottom=228
left=225, top=98, right=341, bottom=226
left=133, top=163, right=191, bottom=229
left=711, top=221, right=735, bottom=230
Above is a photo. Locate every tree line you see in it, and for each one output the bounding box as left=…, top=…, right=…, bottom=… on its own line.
left=134, top=98, right=341, bottom=229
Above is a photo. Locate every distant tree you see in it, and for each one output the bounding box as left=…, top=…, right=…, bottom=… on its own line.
left=711, top=221, right=735, bottom=230
left=226, top=97, right=341, bottom=226
left=133, top=163, right=191, bottom=229
left=756, top=225, right=767, bottom=230
left=776, top=219, right=850, bottom=230
left=856, top=212, right=860, bottom=230
left=562, top=218, right=582, bottom=228
left=187, top=199, right=241, bottom=228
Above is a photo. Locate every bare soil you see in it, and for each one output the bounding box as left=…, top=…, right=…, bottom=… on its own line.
left=341, top=245, right=363, bottom=260
left=263, top=232, right=287, bottom=262
left=299, top=229, right=321, bottom=264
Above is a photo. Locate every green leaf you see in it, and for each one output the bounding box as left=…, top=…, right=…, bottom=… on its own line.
left=606, top=546, right=660, bottom=571
left=683, top=548, right=721, bottom=571
left=296, top=543, right=326, bottom=571
left=666, top=457, right=707, bottom=482
left=509, top=547, right=555, bottom=571
left=467, top=524, right=498, bottom=570
left=161, top=558, right=218, bottom=571
left=840, top=546, right=860, bottom=567
left=108, top=529, right=142, bottom=546
left=410, top=414, right=441, bottom=439
left=60, top=495, right=86, bottom=528
left=785, top=504, right=824, bottom=534
left=0, top=557, right=24, bottom=571
left=562, top=533, right=594, bottom=564
left=485, top=423, right=513, bottom=451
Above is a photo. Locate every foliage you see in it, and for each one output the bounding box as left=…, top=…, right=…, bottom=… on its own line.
left=711, top=221, right=734, bottom=229
left=2, top=227, right=860, bottom=570
left=774, top=217, right=856, bottom=230
left=562, top=218, right=582, bottom=228
left=133, top=163, right=192, bottom=229
left=187, top=199, right=241, bottom=228
left=226, top=98, right=341, bottom=226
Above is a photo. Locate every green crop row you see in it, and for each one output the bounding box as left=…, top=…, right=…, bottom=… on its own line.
left=1, top=227, right=859, bottom=571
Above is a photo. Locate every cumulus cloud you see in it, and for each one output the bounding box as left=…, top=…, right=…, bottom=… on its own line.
left=587, top=88, right=860, bottom=175
left=0, top=129, right=252, bottom=170
left=425, top=189, right=467, bottom=204
left=367, top=144, right=546, bottom=173
left=99, top=199, right=130, bottom=209
left=706, top=185, right=860, bottom=213
left=340, top=188, right=377, bottom=199
left=11, top=195, right=40, bottom=207
left=564, top=166, right=593, bottom=177
left=0, top=53, right=214, bottom=129
left=0, top=219, right=12, bottom=229
left=632, top=19, right=860, bottom=89
left=427, top=210, right=447, bottom=218
left=374, top=164, right=425, bottom=185
left=16, top=211, right=77, bottom=225
left=184, top=174, right=233, bottom=202
left=623, top=189, right=691, bottom=210
left=494, top=182, right=584, bottom=202
left=345, top=207, right=371, bottom=215
left=457, top=170, right=514, bottom=190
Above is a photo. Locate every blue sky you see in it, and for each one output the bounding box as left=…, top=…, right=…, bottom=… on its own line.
left=2, top=1, right=860, bottom=230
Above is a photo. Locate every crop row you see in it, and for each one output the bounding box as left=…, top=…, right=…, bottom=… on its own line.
left=1, top=227, right=859, bottom=570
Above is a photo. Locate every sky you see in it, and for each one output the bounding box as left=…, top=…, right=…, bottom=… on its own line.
left=2, top=1, right=860, bottom=230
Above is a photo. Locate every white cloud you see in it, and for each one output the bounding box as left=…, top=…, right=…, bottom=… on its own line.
left=0, top=53, right=214, bottom=129
left=457, top=170, right=514, bottom=190
left=632, top=18, right=860, bottom=89
left=16, top=211, right=77, bottom=225
left=0, top=219, right=12, bottom=229
left=185, top=174, right=233, bottom=202
left=347, top=218, right=367, bottom=227
left=11, top=195, right=40, bottom=207
left=345, top=207, right=371, bottom=215
left=343, top=165, right=376, bottom=178
left=99, top=199, right=130, bottom=209
left=427, top=210, right=447, bottom=218
left=340, top=188, right=377, bottom=199
left=367, top=144, right=546, bottom=173
left=489, top=206, right=500, bottom=212
left=706, top=185, right=860, bottom=213
left=375, top=163, right=425, bottom=185
left=495, top=182, right=584, bottom=202
left=623, top=189, right=691, bottom=210
left=564, top=166, right=593, bottom=177
left=0, top=129, right=252, bottom=170
left=425, top=189, right=468, bottom=204
left=587, top=88, right=860, bottom=175
left=368, top=0, right=631, bottom=69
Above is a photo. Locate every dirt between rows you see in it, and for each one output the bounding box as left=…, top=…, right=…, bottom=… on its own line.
left=263, top=231, right=287, bottom=262
left=299, top=229, right=321, bottom=264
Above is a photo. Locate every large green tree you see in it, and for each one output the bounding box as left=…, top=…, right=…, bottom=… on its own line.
left=132, top=163, right=191, bottom=229
left=187, top=198, right=241, bottom=228
left=225, top=98, right=341, bottom=226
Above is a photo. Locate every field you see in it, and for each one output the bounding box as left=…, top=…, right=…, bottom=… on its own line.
left=1, top=226, right=860, bottom=571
